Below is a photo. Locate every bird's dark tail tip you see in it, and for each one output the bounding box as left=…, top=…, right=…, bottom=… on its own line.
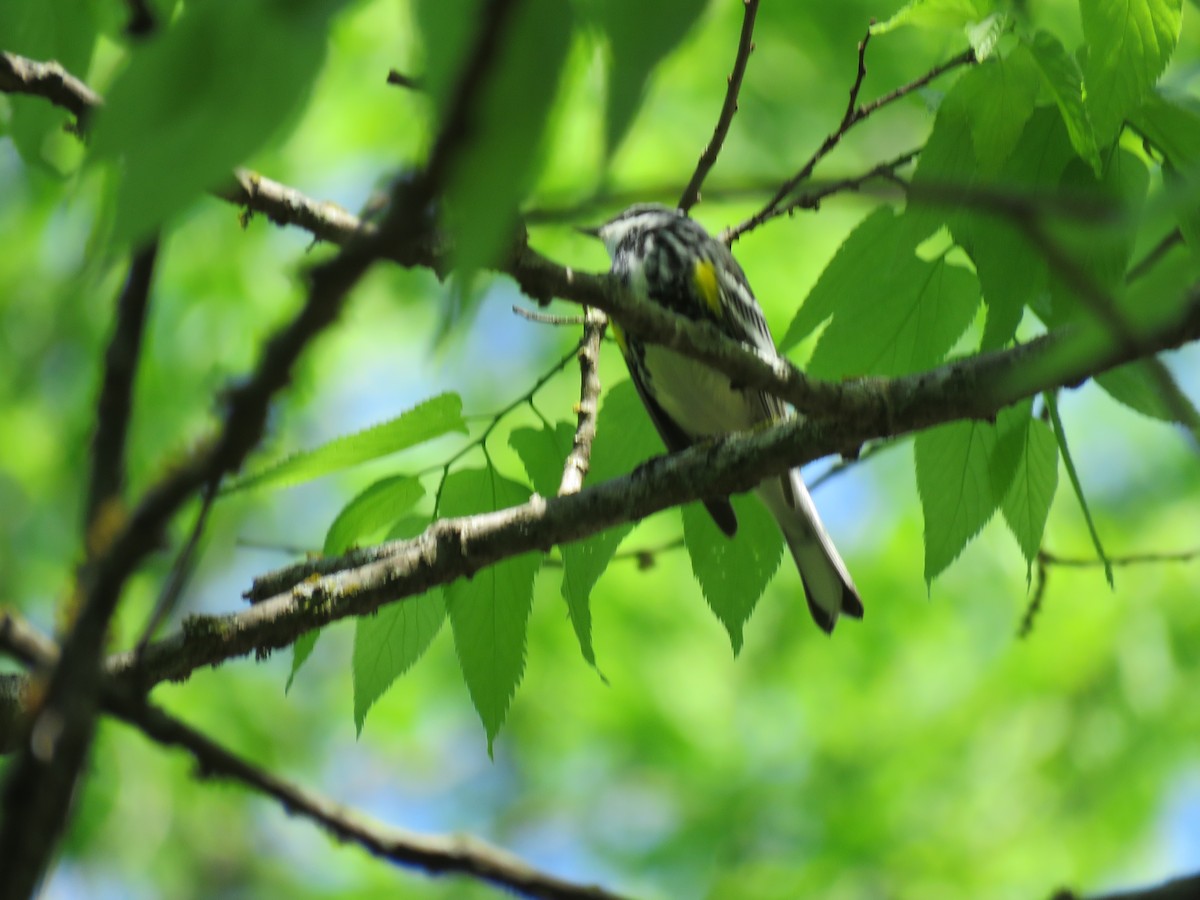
left=801, top=575, right=864, bottom=634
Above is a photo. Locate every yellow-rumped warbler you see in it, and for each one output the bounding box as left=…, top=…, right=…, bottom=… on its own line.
left=583, top=203, right=862, bottom=633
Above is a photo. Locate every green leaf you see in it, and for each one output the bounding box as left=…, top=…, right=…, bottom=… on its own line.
left=509, top=421, right=577, bottom=499
left=966, top=13, right=1010, bottom=61
left=915, top=402, right=1030, bottom=584
left=419, top=0, right=573, bottom=275
left=906, top=81, right=979, bottom=238
left=286, top=631, right=320, bottom=694
left=1044, top=392, right=1113, bottom=585
left=1002, top=417, right=1059, bottom=578
left=1025, top=30, right=1102, bottom=174
left=352, top=516, right=446, bottom=736
left=1096, top=359, right=1200, bottom=424
left=872, top=0, right=995, bottom=34
left=1129, top=91, right=1200, bottom=253
left=593, top=0, right=708, bottom=155
left=0, top=0, right=98, bottom=164
left=787, top=208, right=979, bottom=378
left=439, top=467, right=541, bottom=753
left=323, top=476, right=425, bottom=555
left=953, top=108, right=1077, bottom=348
left=1043, top=150, right=1149, bottom=324
left=90, top=0, right=351, bottom=244
left=228, top=393, right=467, bottom=493
left=948, top=51, right=1041, bottom=176
left=1080, top=0, right=1183, bottom=145
left=682, top=493, right=784, bottom=654
left=558, top=380, right=664, bottom=666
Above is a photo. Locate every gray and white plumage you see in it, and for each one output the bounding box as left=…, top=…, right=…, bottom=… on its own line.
left=587, top=203, right=863, bottom=632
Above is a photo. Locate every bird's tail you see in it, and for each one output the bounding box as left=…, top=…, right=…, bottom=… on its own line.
left=757, top=469, right=863, bottom=633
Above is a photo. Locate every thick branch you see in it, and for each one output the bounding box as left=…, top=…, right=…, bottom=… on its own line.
left=0, top=5, right=521, bottom=890
left=47, top=286, right=1192, bottom=699
left=0, top=612, right=627, bottom=900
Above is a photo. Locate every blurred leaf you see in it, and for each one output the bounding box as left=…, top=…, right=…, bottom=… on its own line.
left=951, top=50, right=1040, bottom=175
left=418, top=0, right=573, bottom=278
left=292, top=464, right=424, bottom=686
left=1045, top=392, right=1113, bottom=585
left=286, top=632, right=320, bottom=694
left=1026, top=30, right=1101, bottom=175
left=872, top=0, right=994, bottom=34
left=510, top=421, right=576, bottom=498
left=439, top=467, right=541, bottom=753
left=228, top=393, right=467, bottom=493
left=966, top=12, right=1009, bottom=61
left=91, top=0, right=350, bottom=243
left=1002, top=416, right=1058, bottom=577
left=954, top=108, right=1077, bottom=349
left=1096, top=359, right=1200, bottom=424
left=1043, top=150, right=1149, bottom=325
left=1080, top=0, right=1183, bottom=145
left=558, top=380, right=663, bottom=666
left=0, top=0, right=98, bottom=164
left=353, top=516, right=446, bottom=736
left=593, top=0, right=707, bottom=155
left=682, top=492, right=783, bottom=654
left=786, top=208, right=979, bottom=377
left=323, top=476, right=425, bottom=555
left=915, top=401, right=1030, bottom=584
left=510, top=421, right=607, bottom=664
left=1129, top=90, right=1200, bottom=252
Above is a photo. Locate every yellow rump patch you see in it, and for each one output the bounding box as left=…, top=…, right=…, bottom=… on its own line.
left=610, top=318, right=628, bottom=355
left=692, top=259, right=722, bottom=318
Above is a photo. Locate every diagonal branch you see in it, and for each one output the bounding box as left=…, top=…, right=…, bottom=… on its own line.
left=30, top=283, right=1187, bottom=703
left=0, top=612, right=627, bottom=900
left=0, top=4, right=523, bottom=893
left=724, top=37, right=975, bottom=243
left=678, top=0, right=760, bottom=212
left=85, top=240, right=159, bottom=536
left=0, top=50, right=102, bottom=124
left=559, top=308, right=607, bottom=495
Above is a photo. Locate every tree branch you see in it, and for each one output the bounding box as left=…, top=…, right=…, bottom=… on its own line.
left=8, top=285, right=1175, bottom=707
left=84, top=241, right=159, bottom=537
left=725, top=38, right=975, bottom=243
left=559, top=309, right=607, bottom=495
left=678, top=0, right=759, bottom=212
left=0, top=50, right=102, bottom=125
left=0, top=612, right=628, bottom=900
left=0, top=4, right=523, bottom=890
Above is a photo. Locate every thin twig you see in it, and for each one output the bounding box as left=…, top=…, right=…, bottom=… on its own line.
left=559, top=309, right=607, bottom=495
left=0, top=50, right=102, bottom=124
left=1041, top=547, right=1200, bottom=568
left=513, top=305, right=587, bottom=326
left=726, top=39, right=975, bottom=243
left=678, top=0, right=760, bottom=212
left=386, top=69, right=424, bottom=90
left=1127, top=229, right=1184, bottom=284
left=721, top=149, right=917, bottom=239
left=1020, top=545, right=1200, bottom=637
left=136, top=478, right=221, bottom=652
left=1018, top=552, right=1050, bottom=638
left=85, top=240, right=159, bottom=536
left=123, top=0, right=157, bottom=36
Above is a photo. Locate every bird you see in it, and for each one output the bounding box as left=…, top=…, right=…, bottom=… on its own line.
left=581, top=203, right=862, bottom=632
